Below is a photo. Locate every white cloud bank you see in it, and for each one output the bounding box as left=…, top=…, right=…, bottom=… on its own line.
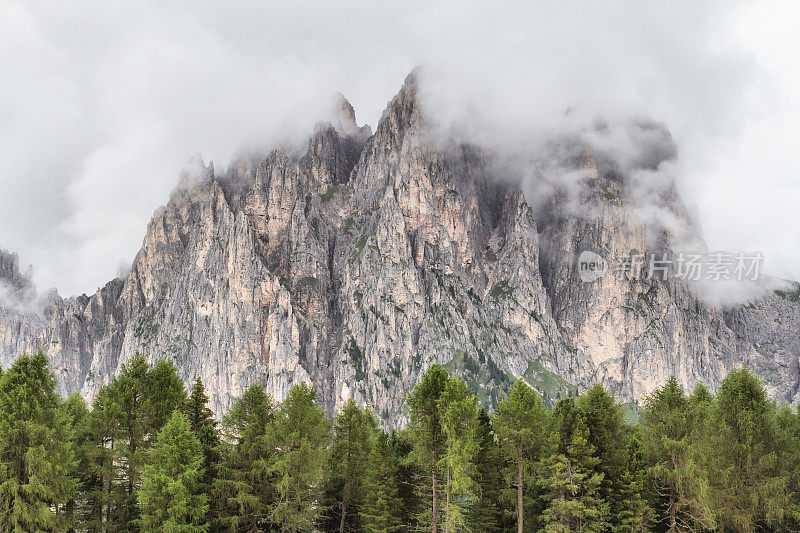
left=0, top=0, right=798, bottom=296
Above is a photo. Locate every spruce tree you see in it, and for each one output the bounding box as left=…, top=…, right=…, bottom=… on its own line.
left=215, top=383, right=276, bottom=531
left=323, top=397, right=377, bottom=532
left=407, top=364, right=449, bottom=532
left=139, top=411, right=208, bottom=532
left=185, top=377, right=220, bottom=528
left=360, top=431, right=404, bottom=533
left=467, top=409, right=505, bottom=532
left=492, top=379, right=548, bottom=533
left=0, top=351, right=75, bottom=532
left=539, top=403, right=608, bottom=533
left=270, top=383, right=330, bottom=533
left=63, top=392, right=93, bottom=531
left=577, top=384, right=627, bottom=529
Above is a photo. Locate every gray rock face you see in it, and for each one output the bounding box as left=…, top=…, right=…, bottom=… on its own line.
left=1, top=74, right=798, bottom=422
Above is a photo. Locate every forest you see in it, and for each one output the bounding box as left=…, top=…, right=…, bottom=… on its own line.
left=1, top=351, right=799, bottom=532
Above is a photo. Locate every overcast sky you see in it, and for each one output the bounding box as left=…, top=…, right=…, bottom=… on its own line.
left=1, top=1, right=799, bottom=296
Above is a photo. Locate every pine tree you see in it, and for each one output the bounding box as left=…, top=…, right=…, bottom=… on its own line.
left=0, top=351, right=75, bottom=532
left=467, top=409, right=505, bottom=532
left=706, top=367, right=789, bottom=531
left=215, top=383, right=276, bottom=531
left=539, top=416, right=608, bottom=533
left=323, top=397, right=377, bottom=532
left=492, top=379, right=548, bottom=533
left=641, top=376, right=713, bottom=532
left=270, top=383, right=330, bottom=533
left=407, top=364, right=449, bottom=532
left=360, top=431, right=404, bottom=533
left=139, top=411, right=208, bottom=532
left=437, top=375, right=478, bottom=532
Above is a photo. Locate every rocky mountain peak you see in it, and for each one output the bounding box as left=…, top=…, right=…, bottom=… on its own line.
left=1, top=72, right=798, bottom=424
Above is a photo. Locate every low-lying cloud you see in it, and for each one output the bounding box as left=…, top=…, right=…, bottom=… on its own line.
left=1, top=1, right=798, bottom=296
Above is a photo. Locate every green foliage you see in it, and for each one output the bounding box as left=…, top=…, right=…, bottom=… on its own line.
left=215, top=383, right=276, bottom=531
left=185, top=378, right=220, bottom=527
left=320, top=185, right=340, bottom=202
left=0, top=352, right=75, bottom=532
left=270, top=383, right=330, bottom=532
left=438, top=375, right=479, bottom=531
left=5, top=352, right=800, bottom=533
left=705, top=367, right=791, bottom=531
left=493, top=380, right=548, bottom=532
left=538, top=421, right=608, bottom=532
left=322, top=398, right=377, bottom=532
left=360, top=431, right=404, bottom=532
left=641, top=376, right=713, bottom=531
left=139, top=411, right=208, bottom=532
left=467, top=409, right=505, bottom=532
left=407, top=364, right=449, bottom=531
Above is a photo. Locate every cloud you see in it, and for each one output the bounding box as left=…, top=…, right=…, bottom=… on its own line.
left=1, top=1, right=798, bottom=296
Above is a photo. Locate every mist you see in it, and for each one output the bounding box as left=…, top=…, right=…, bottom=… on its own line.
left=1, top=1, right=799, bottom=296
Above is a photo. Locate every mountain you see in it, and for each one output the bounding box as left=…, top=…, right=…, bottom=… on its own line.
left=2, top=73, right=799, bottom=422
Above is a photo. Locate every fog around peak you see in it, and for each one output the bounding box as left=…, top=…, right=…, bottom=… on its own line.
left=1, top=1, right=798, bottom=295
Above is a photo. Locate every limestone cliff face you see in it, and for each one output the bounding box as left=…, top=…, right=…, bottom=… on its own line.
left=1, top=76, right=799, bottom=421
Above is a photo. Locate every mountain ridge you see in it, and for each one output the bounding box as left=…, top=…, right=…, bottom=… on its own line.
left=2, top=74, right=799, bottom=423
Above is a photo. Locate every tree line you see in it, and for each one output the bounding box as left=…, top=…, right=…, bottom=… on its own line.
left=1, top=351, right=799, bottom=532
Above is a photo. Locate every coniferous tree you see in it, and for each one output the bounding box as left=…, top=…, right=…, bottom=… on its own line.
left=706, top=367, right=789, bottom=531
left=539, top=399, right=608, bottom=532
left=215, top=383, right=276, bottom=532
left=145, top=359, right=189, bottom=432
left=407, top=364, right=449, bottom=532
left=0, top=351, right=75, bottom=532
left=578, top=384, right=628, bottom=529
left=185, top=377, right=220, bottom=529
left=139, top=411, right=208, bottom=532
left=774, top=405, right=800, bottom=528
left=467, top=409, right=505, bottom=532
left=493, top=379, right=548, bottom=533
left=641, top=377, right=713, bottom=532
left=391, top=430, right=422, bottom=530
left=95, top=354, right=188, bottom=531
left=323, top=397, right=377, bottom=532
left=85, top=384, right=122, bottom=529
left=63, top=392, right=93, bottom=531
left=360, top=431, right=404, bottom=533
left=437, top=375, right=478, bottom=532
left=270, top=383, right=330, bottom=533
left=615, top=428, right=652, bottom=533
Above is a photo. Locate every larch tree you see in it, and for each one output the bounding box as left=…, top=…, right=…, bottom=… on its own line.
left=641, top=376, right=713, bottom=532
left=270, top=383, right=330, bottom=533
left=492, top=379, right=548, bottom=533
left=407, top=364, right=449, bottom=532
left=706, top=367, right=790, bottom=531
left=437, top=375, right=479, bottom=532
left=139, top=411, right=208, bottom=532
left=539, top=401, right=608, bottom=533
